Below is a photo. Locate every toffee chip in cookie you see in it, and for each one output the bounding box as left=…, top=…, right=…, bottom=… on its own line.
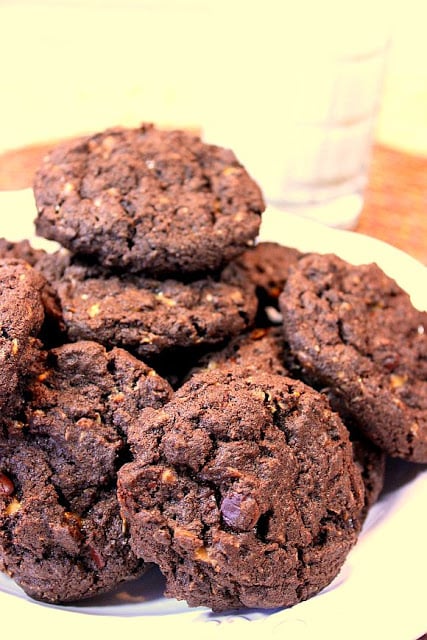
left=117, top=367, right=365, bottom=612
left=0, top=340, right=173, bottom=603
left=279, top=253, right=427, bottom=462
left=33, top=124, right=264, bottom=276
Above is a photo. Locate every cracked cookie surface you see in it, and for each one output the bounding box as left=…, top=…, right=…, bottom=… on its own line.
left=117, top=366, right=365, bottom=611
left=189, top=326, right=385, bottom=520
left=39, top=251, right=258, bottom=364
left=33, top=124, right=264, bottom=277
left=279, top=252, right=427, bottom=462
left=236, top=242, right=303, bottom=317
left=0, top=340, right=173, bottom=603
left=0, top=258, right=61, bottom=414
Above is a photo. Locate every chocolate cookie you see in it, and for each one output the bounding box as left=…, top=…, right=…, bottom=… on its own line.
left=236, top=242, right=303, bottom=311
left=189, top=326, right=289, bottom=378
left=189, top=327, right=386, bottom=518
left=117, top=367, right=365, bottom=611
left=0, top=238, right=47, bottom=267
left=0, top=259, right=61, bottom=414
left=39, top=252, right=257, bottom=364
left=351, top=435, right=386, bottom=520
left=33, top=124, right=264, bottom=276
left=0, top=340, right=173, bottom=603
left=0, top=439, right=145, bottom=604
left=279, top=253, right=427, bottom=462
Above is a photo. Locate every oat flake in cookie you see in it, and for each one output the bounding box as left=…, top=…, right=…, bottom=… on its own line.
left=33, top=124, right=264, bottom=276
left=279, top=253, right=427, bottom=462
left=117, top=367, right=365, bottom=612
left=0, top=340, right=173, bottom=603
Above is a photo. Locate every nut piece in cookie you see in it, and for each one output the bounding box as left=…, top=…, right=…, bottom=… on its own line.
left=34, top=124, right=265, bottom=276
left=279, top=252, right=427, bottom=462
left=117, top=367, right=365, bottom=612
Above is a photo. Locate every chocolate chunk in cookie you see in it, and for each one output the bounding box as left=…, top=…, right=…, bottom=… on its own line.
left=117, top=367, right=365, bottom=612
left=0, top=340, right=173, bottom=603
left=279, top=252, right=427, bottom=462
left=34, top=124, right=264, bottom=276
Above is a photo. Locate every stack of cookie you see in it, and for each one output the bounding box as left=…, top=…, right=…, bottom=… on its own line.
left=0, top=122, right=425, bottom=613
left=0, top=123, right=265, bottom=605
left=32, top=124, right=264, bottom=378
left=0, top=257, right=175, bottom=603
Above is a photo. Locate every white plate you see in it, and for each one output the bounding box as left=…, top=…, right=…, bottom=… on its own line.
left=0, top=190, right=426, bottom=640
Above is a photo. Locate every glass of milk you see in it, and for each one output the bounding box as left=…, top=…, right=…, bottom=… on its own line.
left=201, top=1, right=390, bottom=229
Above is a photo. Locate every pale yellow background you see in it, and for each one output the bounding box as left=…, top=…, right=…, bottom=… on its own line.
left=0, top=0, right=426, bottom=156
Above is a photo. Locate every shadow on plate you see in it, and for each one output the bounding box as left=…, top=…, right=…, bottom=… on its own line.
left=380, top=457, right=427, bottom=497
left=58, top=566, right=188, bottom=617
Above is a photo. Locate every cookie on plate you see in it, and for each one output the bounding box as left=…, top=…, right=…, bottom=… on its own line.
left=236, top=242, right=303, bottom=315
left=279, top=252, right=427, bottom=462
left=38, top=251, right=258, bottom=365
left=0, top=258, right=62, bottom=414
left=188, top=327, right=386, bottom=519
left=117, top=367, right=365, bottom=612
left=0, top=238, right=47, bottom=267
left=0, top=340, right=173, bottom=603
left=188, top=326, right=289, bottom=378
left=0, top=439, right=145, bottom=604
left=33, top=124, right=264, bottom=277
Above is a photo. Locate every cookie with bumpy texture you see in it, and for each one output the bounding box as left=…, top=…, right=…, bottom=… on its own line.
left=0, top=238, right=47, bottom=267
left=0, top=439, right=145, bottom=604
left=189, top=326, right=289, bottom=379
left=236, top=242, right=303, bottom=313
left=188, top=327, right=386, bottom=520
left=279, top=252, right=427, bottom=462
left=37, top=251, right=258, bottom=364
left=117, top=366, right=365, bottom=612
left=0, top=259, right=62, bottom=414
left=351, top=434, right=386, bottom=520
left=33, top=124, right=264, bottom=277
left=0, top=340, right=173, bottom=603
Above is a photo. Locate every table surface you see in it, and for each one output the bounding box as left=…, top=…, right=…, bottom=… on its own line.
left=0, top=140, right=426, bottom=267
